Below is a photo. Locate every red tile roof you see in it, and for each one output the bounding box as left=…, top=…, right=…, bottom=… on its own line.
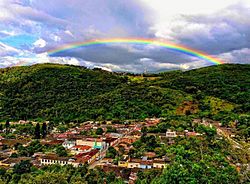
left=71, top=145, right=92, bottom=151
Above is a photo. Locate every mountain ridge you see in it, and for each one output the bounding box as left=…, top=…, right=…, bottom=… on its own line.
left=0, top=63, right=249, bottom=122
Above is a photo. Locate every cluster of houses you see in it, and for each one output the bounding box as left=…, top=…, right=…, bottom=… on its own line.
left=39, top=148, right=100, bottom=167
left=0, top=118, right=172, bottom=170
left=118, top=156, right=170, bottom=169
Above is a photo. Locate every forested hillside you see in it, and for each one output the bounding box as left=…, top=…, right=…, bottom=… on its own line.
left=0, top=63, right=249, bottom=122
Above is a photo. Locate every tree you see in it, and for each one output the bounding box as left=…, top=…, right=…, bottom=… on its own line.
left=41, top=122, right=47, bottom=138
left=56, top=145, right=67, bottom=157
left=0, top=124, right=3, bottom=131
left=0, top=168, right=6, bottom=176
left=5, top=120, right=10, bottom=133
left=96, top=128, right=104, bottom=135
left=106, top=126, right=117, bottom=133
left=10, top=153, right=18, bottom=158
left=34, top=123, right=40, bottom=139
left=146, top=135, right=158, bottom=151
left=141, top=126, right=148, bottom=135
left=13, top=160, right=32, bottom=174
left=196, top=125, right=216, bottom=141
left=106, top=146, right=118, bottom=158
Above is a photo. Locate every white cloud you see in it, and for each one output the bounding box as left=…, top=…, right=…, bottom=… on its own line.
left=0, top=41, right=20, bottom=56
left=218, top=48, right=250, bottom=64
left=64, top=30, right=74, bottom=37
left=33, top=38, right=46, bottom=48
left=0, top=30, right=17, bottom=36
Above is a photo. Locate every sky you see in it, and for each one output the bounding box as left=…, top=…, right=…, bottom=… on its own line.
left=0, top=0, right=250, bottom=72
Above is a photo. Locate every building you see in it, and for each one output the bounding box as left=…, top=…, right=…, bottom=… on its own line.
left=76, top=138, right=106, bottom=149
left=127, top=160, right=140, bottom=169
left=166, top=129, right=177, bottom=138
left=70, top=145, right=92, bottom=155
left=39, top=155, right=80, bottom=167
left=118, top=161, right=128, bottom=168
left=62, top=140, right=76, bottom=149
left=140, top=160, right=153, bottom=169
left=75, top=149, right=100, bottom=164
left=0, top=157, right=31, bottom=167
left=39, top=155, right=70, bottom=166
left=118, top=157, right=169, bottom=169
left=153, top=159, right=168, bottom=169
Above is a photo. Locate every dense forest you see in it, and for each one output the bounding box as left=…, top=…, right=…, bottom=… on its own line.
left=0, top=63, right=249, bottom=122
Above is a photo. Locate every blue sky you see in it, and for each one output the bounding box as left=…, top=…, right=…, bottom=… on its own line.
left=0, top=0, right=250, bottom=72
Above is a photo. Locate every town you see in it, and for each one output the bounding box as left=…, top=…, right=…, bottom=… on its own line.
left=0, top=117, right=247, bottom=183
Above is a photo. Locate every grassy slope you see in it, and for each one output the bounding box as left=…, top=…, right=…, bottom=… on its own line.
left=0, top=63, right=249, bottom=122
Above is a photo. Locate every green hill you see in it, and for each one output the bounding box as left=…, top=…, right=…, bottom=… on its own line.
left=0, top=63, right=249, bottom=122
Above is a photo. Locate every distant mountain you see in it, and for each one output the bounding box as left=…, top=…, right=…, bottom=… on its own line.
left=0, top=63, right=249, bottom=122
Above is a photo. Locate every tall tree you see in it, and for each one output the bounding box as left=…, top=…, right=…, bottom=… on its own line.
left=5, top=120, right=10, bottom=134
left=34, top=123, right=40, bottom=139
left=96, top=128, right=103, bottom=135
left=41, top=122, right=47, bottom=138
left=13, top=160, right=32, bottom=175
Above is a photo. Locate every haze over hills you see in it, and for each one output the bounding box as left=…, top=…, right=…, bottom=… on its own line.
left=0, top=63, right=249, bottom=122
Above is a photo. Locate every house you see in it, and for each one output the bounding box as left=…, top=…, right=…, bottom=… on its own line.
left=41, top=140, right=64, bottom=146
left=105, top=133, right=123, bottom=138
left=185, top=131, right=201, bottom=137
left=118, top=156, right=169, bottom=170
left=39, top=155, right=81, bottom=167
left=39, top=155, right=70, bottom=166
left=140, top=160, right=153, bottom=169
left=166, top=129, right=177, bottom=138
left=118, top=161, right=128, bottom=168
left=70, top=145, right=92, bottom=155
left=103, top=137, right=117, bottom=147
left=76, top=138, right=106, bottom=149
left=0, top=157, right=31, bottom=167
left=127, top=160, right=140, bottom=169
left=87, top=149, right=100, bottom=163
left=62, top=140, right=76, bottom=149
left=153, top=159, right=168, bottom=169
left=144, top=152, right=156, bottom=158
left=74, top=149, right=100, bottom=164
left=129, top=172, right=138, bottom=184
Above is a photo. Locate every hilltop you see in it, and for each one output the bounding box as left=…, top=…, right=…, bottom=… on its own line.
left=0, top=63, right=249, bottom=122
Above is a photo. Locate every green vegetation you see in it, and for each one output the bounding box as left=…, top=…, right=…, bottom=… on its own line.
left=1, top=63, right=248, bottom=123
left=135, top=134, right=245, bottom=184
left=0, top=163, right=124, bottom=184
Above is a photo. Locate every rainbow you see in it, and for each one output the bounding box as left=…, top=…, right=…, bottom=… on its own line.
left=48, top=38, right=224, bottom=65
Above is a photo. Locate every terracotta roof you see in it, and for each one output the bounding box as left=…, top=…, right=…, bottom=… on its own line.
left=41, top=140, right=64, bottom=145
left=40, top=155, right=69, bottom=161
left=1, top=157, right=31, bottom=164
left=87, top=149, right=99, bottom=157
left=186, top=132, right=197, bottom=136
left=71, top=145, right=92, bottom=151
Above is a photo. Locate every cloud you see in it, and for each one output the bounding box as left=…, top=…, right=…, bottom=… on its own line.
left=0, top=41, right=20, bottom=57
left=151, top=1, right=250, bottom=55
left=0, top=0, right=249, bottom=72
left=218, top=48, right=250, bottom=64
left=33, top=38, right=46, bottom=48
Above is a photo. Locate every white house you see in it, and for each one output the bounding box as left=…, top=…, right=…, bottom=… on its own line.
left=62, top=140, right=76, bottom=149
left=166, top=129, right=177, bottom=138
